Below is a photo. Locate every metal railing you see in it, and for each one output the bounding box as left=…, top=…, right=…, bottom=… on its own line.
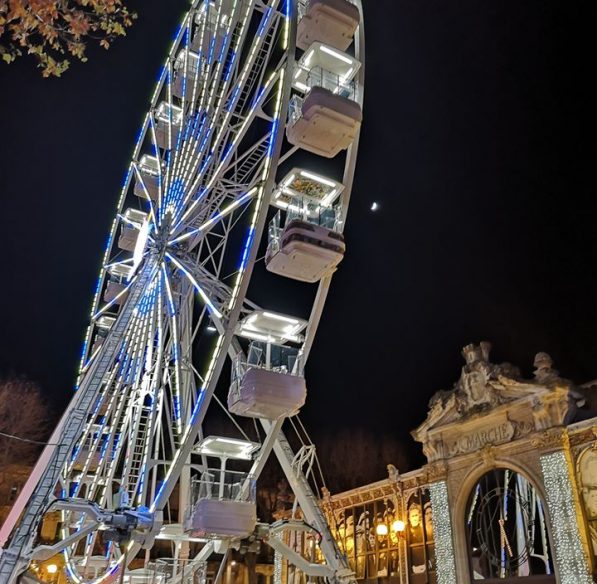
left=288, top=67, right=357, bottom=128
left=230, top=342, right=304, bottom=406
left=145, top=558, right=209, bottom=584
left=232, top=342, right=304, bottom=380
left=288, top=94, right=304, bottom=126
left=285, top=197, right=341, bottom=230
left=267, top=203, right=342, bottom=255
left=190, top=470, right=255, bottom=503
left=306, top=66, right=356, bottom=99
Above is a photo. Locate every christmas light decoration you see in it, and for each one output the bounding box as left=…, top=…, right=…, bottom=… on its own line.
left=429, top=481, right=457, bottom=584
left=540, top=451, right=592, bottom=584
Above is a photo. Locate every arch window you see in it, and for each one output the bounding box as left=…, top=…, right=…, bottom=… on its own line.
left=465, top=468, right=554, bottom=581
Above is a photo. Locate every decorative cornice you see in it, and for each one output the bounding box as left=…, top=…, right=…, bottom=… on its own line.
left=530, top=427, right=569, bottom=452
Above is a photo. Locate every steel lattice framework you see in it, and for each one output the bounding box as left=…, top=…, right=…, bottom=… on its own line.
left=0, top=1, right=364, bottom=582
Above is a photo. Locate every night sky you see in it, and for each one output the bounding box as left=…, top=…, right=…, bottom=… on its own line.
left=0, top=1, right=595, bottom=473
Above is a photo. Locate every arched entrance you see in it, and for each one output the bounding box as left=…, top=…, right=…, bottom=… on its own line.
left=465, top=468, right=555, bottom=583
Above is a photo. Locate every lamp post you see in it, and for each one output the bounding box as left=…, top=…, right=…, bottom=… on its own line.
left=373, top=516, right=406, bottom=582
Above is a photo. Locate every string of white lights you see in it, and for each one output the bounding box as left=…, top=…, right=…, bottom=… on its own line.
left=540, top=451, right=593, bottom=584
left=429, top=480, right=457, bottom=584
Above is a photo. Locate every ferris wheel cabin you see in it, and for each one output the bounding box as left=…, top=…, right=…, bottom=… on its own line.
left=185, top=437, right=258, bottom=539
left=297, top=0, right=360, bottom=51
left=118, top=209, right=148, bottom=252
left=286, top=41, right=362, bottom=158
left=103, top=263, right=133, bottom=304
left=266, top=169, right=345, bottom=282
left=228, top=311, right=308, bottom=419
left=154, top=102, right=183, bottom=150
left=134, top=154, right=163, bottom=201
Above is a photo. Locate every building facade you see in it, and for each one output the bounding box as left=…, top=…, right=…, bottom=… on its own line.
left=320, top=343, right=597, bottom=584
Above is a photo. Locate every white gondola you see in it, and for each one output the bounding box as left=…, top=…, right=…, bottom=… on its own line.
left=228, top=340, right=307, bottom=419
left=297, top=0, right=360, bottom=51
left=133, top=155, right=163, bottom=201
left=173, top=50, right=201, bottom=99
left=287, top=43, right=361, bottom=157
left=185, top=437, right=258, bottom=539
left=267, top=218, right=345, bottom=282
left=266, top=202, right=345, bottom=283
left=154, top=102, right=183, bottom=150
left=286, top=88, right=362, bottom=157
left=118, top=209, right=147, bottom=252
left=118, top=226, right=138, bottom=252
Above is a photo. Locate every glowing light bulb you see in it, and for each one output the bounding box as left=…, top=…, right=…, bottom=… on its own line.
left=392, top=520, right=405, bottom=533
left=47, top=564, right=58, bottom=574
left=376, top=523, right=388, bottom=536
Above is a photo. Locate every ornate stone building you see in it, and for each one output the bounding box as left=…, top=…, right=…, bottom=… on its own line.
left=319, top=343, right=597, bottom=584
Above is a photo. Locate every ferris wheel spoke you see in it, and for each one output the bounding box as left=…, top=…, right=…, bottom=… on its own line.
left=165, top=252, right=224, bottom=320
left=175, top=71, right=282, bottom=234
left=166, top=1, right=255, bottom=209
left=174, top=21, right=285, bottom=231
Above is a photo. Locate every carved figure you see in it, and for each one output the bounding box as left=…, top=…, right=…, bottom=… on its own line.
left=533, top=352, right=560, bottom=384
left=387, top=464, right=400, bottom=482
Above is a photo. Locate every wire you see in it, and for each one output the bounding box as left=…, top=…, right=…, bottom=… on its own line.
left=212, top=394, right=252, bottom=442
left=0, top=430, right=60, bottom=446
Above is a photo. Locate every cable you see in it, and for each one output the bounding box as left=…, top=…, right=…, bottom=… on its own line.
left=0, top=430, right=60, bottom=446
left=296, top=415, right=328, bottom=491
left=212, top=394, right=252, bottom=442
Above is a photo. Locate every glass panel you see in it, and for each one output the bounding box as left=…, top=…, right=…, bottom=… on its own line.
left=232, top=343, right=304, bottom=383
left=332, top=498, right=406, bottom=581
left=190, top=469, right=254, bottom=503
left=305, top=66, right=356, bottom=100
left=288, top=95, right=304, bottom=126
left=284, top=196, right=341, bottom=230
left=268, top=210, right=283, bottom=254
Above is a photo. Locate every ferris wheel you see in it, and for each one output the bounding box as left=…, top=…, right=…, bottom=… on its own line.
left=0, top=0, right=364, bottom=582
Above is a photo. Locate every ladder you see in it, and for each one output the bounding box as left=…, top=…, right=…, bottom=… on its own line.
left=126, top=404, right=152, bottom=498
left=236, top=23, right=277, bottom=115
left=0, top=259, right=158, bottom=584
